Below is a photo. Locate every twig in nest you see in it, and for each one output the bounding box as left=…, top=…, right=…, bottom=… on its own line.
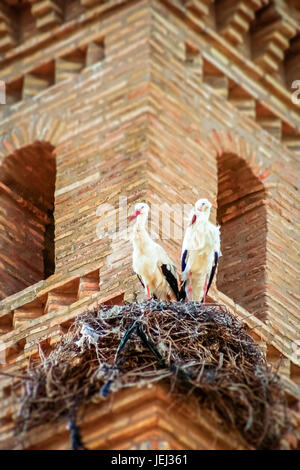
left=100, top=320, right=138, bottom=397
left=67, top=408, right=87, bottom=450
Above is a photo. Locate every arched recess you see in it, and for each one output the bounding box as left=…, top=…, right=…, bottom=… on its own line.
left=217, top=153, right=267, bottom=320
left=0, top=141, right=56, bottom=300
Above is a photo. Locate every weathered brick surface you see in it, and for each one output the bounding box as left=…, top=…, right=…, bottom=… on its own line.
left=0, top=384, right=249, bottom=450
left=0, top=142, right=55, bottom=299
left=0, top=0, right=299, bottom=450
left=217, top=152, right=267, bottom=319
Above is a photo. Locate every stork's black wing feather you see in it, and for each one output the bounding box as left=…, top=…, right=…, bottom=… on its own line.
left=136, top=274, right=145, bottom=288
left=178, top=280, right=187, bottom=301
left=181, top=249, right=188, bottom=273
left=202, top=252, right=218, bottom=301
left=161, top=264, right=179, bottom=300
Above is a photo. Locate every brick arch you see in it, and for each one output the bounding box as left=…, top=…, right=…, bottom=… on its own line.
left=216, top=152, right=267, bottom=320
left=203, top=129, right=272, bottom=321
left=0, top=115, right=67, bottom=300
left=0, top=139, right=57, bottom=300
left=0, top=114, right=66, bottom=163
left=204, top=128, right=272, bottom=181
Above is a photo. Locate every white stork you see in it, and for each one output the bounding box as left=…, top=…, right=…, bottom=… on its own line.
left=129, top=202, right=180, bottom=301
left=180, top=198, right=221, bottom=302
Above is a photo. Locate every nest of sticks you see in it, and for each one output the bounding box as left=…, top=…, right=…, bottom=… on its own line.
left=15, top=301, right=290, bottom=450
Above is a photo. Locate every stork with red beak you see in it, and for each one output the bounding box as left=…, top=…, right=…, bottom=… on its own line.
left=180, top=198, right=221, bottom=302
left=129, top=202, right=180, bottom=301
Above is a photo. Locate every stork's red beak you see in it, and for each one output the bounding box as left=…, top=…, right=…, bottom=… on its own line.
left=129, top=209, right=141, bottom=221
left=189, top=214, right=197, bottom=226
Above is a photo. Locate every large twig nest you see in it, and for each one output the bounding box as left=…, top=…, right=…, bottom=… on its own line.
left=15, top=301, right=290, bottom=449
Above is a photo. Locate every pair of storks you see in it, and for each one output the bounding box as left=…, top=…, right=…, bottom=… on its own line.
left=130, top=199, right=221, bottom=302
left=98, top=199, right=222, bottom=402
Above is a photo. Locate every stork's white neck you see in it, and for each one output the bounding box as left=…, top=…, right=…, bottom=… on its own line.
left=133, top=214, right=147, bottom=230
left=132, top=214, right=150, bottom=241
left=131, top=216, right=153, bottom=255
left=188, top=213, right=209, bottom=232
left=198, top=215, right=210, bottom=223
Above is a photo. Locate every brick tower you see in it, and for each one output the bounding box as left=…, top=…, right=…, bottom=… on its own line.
left=0, top=0, right=299, bottom=450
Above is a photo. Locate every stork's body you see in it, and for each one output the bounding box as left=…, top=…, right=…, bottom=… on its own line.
left=180, top=199, right=221, bottom=302
left=130, top=203, right=179, bottom=301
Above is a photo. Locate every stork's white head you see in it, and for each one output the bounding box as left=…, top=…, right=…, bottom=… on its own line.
left=129, top=202, right=149, bottom=223
left=189, top=198, right=212, bottom=226
left=195, top=198, right=212, bottom=215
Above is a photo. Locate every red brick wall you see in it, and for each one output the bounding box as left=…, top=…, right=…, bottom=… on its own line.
left=0, top=142, right=55, bottom=299
left=217, top=152, right=267, bottom=320
left=0, top=0, right=299, bottom=450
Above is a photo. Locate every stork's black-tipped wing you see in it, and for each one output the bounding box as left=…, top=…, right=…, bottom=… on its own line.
left=181, top=249, right=188, bottom=273
left=178, top=249, right=188, bottom=301
left=161, top=264, right=179, bottom=300
left=136, top=274, right=145, bottom=288
left=178, top=280, right=187, bottom=301
left=202, top=251, right=218, bottom=301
